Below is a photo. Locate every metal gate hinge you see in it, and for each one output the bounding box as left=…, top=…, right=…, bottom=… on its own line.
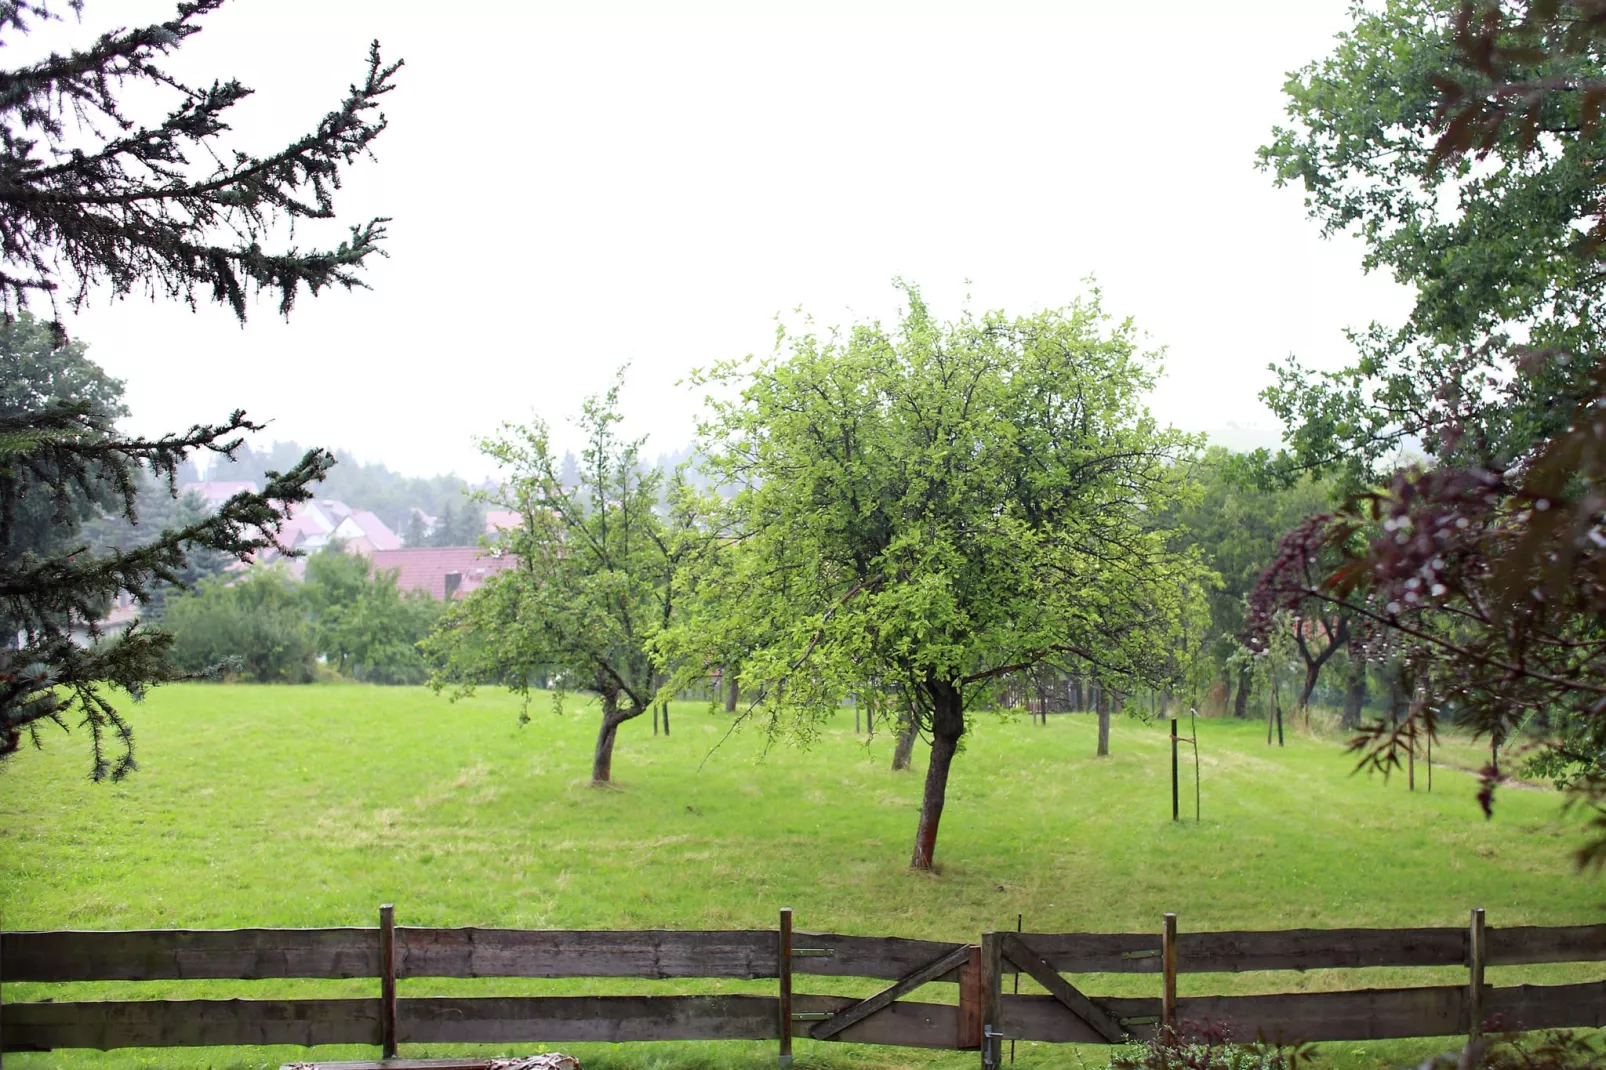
left=790, top=1011, right=833, bottom=1021
left=790, top=947, right=833, bottom=957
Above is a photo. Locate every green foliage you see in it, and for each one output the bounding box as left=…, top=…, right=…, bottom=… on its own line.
left=165, top=568, right=317, bottom=684
left=0, top=1, right=398, bottom=322
left=1256, top=0, right=1606, bottom=482
left=426, top=498, right=485, bottom=547
left=0, top=0, right=399, bottom=778
left=1166, top=448, right=1337, bottom=694
left=79, top=483, right=233, bottom=623
left=1, top=317, right=333, bottom=777
left=427, top=375, right=715, bottom=781
left=304, top=544, right=441, bottom=684
left=683, top=284, right=1206, bottom=726
left=675, top=282, right=1209, bottom=866
left=402, top=510, right=429, bottom=548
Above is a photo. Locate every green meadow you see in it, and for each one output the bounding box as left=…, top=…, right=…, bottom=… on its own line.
left=1, top=683, right=1601, bottom=1070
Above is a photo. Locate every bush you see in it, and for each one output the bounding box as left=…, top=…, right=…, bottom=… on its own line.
left=165, top=567, right=316, bottom=683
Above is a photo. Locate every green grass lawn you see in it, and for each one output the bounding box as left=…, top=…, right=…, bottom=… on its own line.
left=2, top=683, right=1602, bottom=1070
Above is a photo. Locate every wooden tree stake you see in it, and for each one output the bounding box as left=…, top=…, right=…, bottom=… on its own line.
left=1171, top=718, right=1180, bottom=821
left=1162, top=913, right=1178, bottom=1029
left=778, top=907, right=793, bottom=1068
left=379, top=903, right=397, bottom=1059
left=1468, top=907, right=1486, bottom=1041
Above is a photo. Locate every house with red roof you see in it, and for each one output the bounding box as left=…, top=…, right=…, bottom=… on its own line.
left=368, top=547, right=519, bottom=601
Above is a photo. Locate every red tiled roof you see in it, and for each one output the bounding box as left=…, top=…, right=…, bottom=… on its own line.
left=484, top=509, right=522, bottom=534
left=368, top=547, right=519, bottom=601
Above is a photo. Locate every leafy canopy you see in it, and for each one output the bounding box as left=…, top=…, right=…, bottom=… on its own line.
left=674, top=282, right=1208, bottom=740
left=1257, top=0, right=1606, bottom=482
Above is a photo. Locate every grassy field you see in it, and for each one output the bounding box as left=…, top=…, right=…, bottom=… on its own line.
left=2, top=683, right=1602, bottom=1070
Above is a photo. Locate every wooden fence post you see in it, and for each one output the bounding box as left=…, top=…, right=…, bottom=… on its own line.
left=979, top=931, right=1003, bottom=1069
left=379, top=903, right=397, bottom=1060
left=1468, top=907, right=1486, bottom=1041
left=1162, top=913, right=1178, bottom=1030
left=778, top=907, right=793, bottom=1069
left=958, top=944, right=983, bottom=1049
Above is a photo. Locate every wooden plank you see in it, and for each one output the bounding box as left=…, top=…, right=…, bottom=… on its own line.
left=4, top=998, right=380, bottom=1051
left=279, top=1062, right=507, bottom=1070
left=6, top=994, right=957, bottom=1052
left=399, top=995, right=955, bottom=1048
left=1001, top=994, right=1161, bottom=1044
left=279, top=1063, right=515, bottom=1070
left=1016, top=928, right=1466, bottom=974
left=794, top=995, right=958, bottom=1050
left=811, top=943, right=972, bottom=1040
left=1487, top=925, right=1606, bottom=965
left=394, top=928, right=775, bottom=979
left=1002, top=933, right=1124, bottom=1043
left=1175, top=986, right=1467, bottom=1042
left=1006, top=987, right=1468, bottom=1044
left=1, top=929, right=378, bottom=982
left=957, top=945, right=983, bottom=1049
left=791, top=931, right=971, bottom=981
left=1485, top=981, right=1606, bottom=1031
left=399, top=995, right=776, bottom=1044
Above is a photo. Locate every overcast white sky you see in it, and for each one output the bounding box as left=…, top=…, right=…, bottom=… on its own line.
left=33, top=0, right=1414, bottom=480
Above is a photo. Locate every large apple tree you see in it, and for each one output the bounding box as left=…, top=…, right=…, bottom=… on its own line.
left=675, top=283, right=1207, bottom=870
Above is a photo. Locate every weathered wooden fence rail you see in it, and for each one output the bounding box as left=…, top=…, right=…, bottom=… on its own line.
left=3, top=907, right=1605, bottom=1068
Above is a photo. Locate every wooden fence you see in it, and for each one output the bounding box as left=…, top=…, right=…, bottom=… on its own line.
left=4, top=907, right=1605, bottom=1069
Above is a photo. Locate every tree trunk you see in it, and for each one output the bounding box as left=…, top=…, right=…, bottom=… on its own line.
left=1343, top=656, right=1367, bottom=730
left=1071, top=675, right=1084, bottom=711
left=910, top=682, right=963, bottom=870
left=892, top=713, right=917, bottom=771
left=652, top=705, right=659, bottom=735
left=1096, top=687, right=1110, bottom=757
left=725, top=670, right=738, bottom=712
left=1233, top=665, right=1252, bottom=718
left=593, top=691, right=627, bottom=784
left=661, top=701, right=670, bottom=736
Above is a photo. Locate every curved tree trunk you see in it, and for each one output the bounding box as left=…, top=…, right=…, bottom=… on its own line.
left=910, top=682, right=963, bottom=870
left=593, top=690, right=629, bottom=784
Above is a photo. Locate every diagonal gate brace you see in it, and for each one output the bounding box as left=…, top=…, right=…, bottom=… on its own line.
left=809, top=943, right=974, bottom=1041
left=1003, top=932, right=1126, bottom=1043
